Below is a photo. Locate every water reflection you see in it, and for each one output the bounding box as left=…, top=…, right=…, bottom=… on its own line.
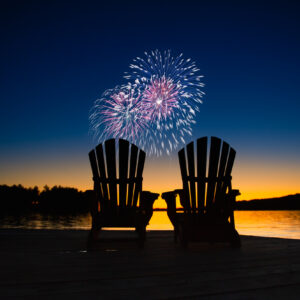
left=0, top=213, right=91, bottom=230
left=234, top=210, right=300, bottom=239
left=1, top=211, right=300, bottom=239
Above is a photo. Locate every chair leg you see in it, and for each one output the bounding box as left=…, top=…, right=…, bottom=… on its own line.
left=230, top=229, right=241, bottom=248
left=174, top=225, right=179, bottom=243
left=87, top=227, right=101, bottom=249
left=137, top=226, right=146, bottom=248
left=178, top=223, right=188, bottom=248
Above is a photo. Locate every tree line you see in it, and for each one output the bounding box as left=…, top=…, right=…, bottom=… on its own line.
left=1, top=184, right=299, bottom=214
left=0, top=184, right=94, bottom=213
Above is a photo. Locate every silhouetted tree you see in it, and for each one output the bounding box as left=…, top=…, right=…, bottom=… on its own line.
left=38, top=186, right=90, bottom=213
left=0, top=184, right=39, bottom=213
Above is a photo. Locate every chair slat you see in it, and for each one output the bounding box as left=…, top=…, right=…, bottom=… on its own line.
left=196, top=137, right=207, bottom=212
left=89, top=150, right=103, bottom=211
left=119, top=139, right=129, bottom=209
left=187, top=142, right=196, bottom=211
left=105, top=139, right=117, bottom=209
left=178, top=148, right=191, bottom=211
left=225, top=148, right=236, bottom=176
left=222, top=147, right=236, bottom=194
left=133, top=149, right=145, bottom=207
left=89, top=150, right=99, bottom=182
left=215, top=142, right=229, bottom=205
left=95, top=144, right=109, bottom=204
left=127, top=144, right=138, bottom=207
left=206, top=137, right=221, bottom=209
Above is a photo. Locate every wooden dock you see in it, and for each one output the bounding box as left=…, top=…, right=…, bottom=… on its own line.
left=0, top=229, right=300, bottom=299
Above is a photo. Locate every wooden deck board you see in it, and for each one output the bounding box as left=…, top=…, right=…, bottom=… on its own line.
left=0, top=229, right=299, bottom=299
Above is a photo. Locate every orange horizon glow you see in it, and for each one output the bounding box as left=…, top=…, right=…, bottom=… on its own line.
left=1, top=153, right=299, bottom=203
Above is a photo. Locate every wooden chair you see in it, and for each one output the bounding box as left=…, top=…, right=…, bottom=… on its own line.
left=162, top=136, right=241, bottom=248
left=88, top=138, right=159, bottom=247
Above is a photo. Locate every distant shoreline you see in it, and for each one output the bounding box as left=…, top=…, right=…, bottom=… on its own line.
left=1, top=184, right=299, bottom=213
left=235, top=194, right=300, bottom=210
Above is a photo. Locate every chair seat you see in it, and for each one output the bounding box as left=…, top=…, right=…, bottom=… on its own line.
left=181, top=212, right=230, bottom=225
left=93, top=208, right=146, bottom=228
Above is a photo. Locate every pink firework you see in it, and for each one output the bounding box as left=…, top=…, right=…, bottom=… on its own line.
left=93, top=86, right=149, bottom=142
left=142, top=76, right=179, bottom=121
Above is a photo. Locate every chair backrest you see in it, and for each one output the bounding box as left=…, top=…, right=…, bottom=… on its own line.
left=178, top=136, right=236, bottom=214
left=89, top=139, right=146, bottom=213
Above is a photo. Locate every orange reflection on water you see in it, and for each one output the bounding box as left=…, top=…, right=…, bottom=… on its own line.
left=1, top=211, right=300, bottom=239
left=234, top=210, right=300, bottom=239
left=148, top=211, right=300, bottom=239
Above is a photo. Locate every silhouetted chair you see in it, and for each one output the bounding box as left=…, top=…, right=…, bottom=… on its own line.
left=88, top=138, right=159, bottom=247
left=162, top=137, right=241, bottom=247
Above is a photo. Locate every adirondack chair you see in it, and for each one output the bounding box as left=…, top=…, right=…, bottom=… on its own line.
left=88, top=138, right=159, bottom=247
left=162, top=136, right=241, bottom=248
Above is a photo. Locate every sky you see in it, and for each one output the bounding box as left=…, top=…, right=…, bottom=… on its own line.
left=0, top=0, right=299, bottom=201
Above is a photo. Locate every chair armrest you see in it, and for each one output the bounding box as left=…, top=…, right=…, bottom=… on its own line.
left=226, top=189, right=240, bottom=210
left=139, top=191, right=159, bottom=226
left=161, top=189, right=187, bottom=209
left=230, top=189, right=241, bottom=197
left=161, top=190, right=177, bottom=207
left=140, top=191, right=159, bottom=211
left=161, top=190, right=180, bottom=227
left=228, top=189, right=240, bottom=201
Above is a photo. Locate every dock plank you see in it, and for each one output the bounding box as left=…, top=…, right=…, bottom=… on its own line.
left=0, top=229, right=299, bottom=299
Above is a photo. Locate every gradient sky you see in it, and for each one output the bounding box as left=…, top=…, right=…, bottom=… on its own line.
left=0, top=0, right=299, bottom=201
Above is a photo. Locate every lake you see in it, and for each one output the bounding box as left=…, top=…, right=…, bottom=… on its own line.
left=1, top=211, right=300, bottom=240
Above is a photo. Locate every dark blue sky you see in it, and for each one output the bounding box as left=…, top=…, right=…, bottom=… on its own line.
left=0, top=0, right=299, bottom=197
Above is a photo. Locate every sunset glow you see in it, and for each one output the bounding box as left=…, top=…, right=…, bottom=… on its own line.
left=1, top=151, right=299, bottom=203
left=0, top=2, right=299, bottom=207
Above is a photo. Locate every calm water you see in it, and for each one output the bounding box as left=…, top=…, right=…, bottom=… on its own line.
left=1, top=211, right=300, bottom=239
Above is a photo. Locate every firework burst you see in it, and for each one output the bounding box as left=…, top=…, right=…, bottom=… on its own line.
left=124, top=49, right=205, bottom=109
left=142, top=76, right=179, bottom=121
left=90, top=50, right=204, bottom=156
left=124, top=49, right=204, bottom=156
left=89, top=85, right=149, bottom=143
